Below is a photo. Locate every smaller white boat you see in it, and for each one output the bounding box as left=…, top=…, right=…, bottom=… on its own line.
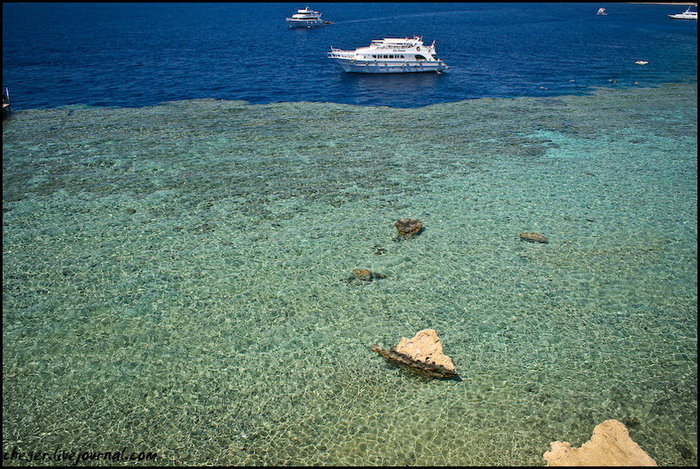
left=2, top=86, right=10, bottom=119
left=286, top=6, right=327, bottom=28
left=596, top=7, right=607, bottom=16
left=668, top=6, right=697, bottom=20
left=634, top=60, right=649, bottom=65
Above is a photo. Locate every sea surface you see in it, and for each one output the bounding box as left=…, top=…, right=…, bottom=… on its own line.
left=2, top=2, right=698, bottom=109
left=2, top=2, right=697, bottom=467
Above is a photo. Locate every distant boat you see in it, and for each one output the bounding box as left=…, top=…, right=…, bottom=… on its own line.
left=2, top=86, right=10, bottom=119
left=635, top=60, right=649, bottom=65
left=668, top=6, right=697, bottom=20
left=596, top=7, right=607, bottom=16
left=328, top=36, right=449, bottom=74
left=286, top=6, right=326, bottom=28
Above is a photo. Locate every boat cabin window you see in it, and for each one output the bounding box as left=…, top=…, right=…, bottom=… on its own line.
left=415, top=54, right=427, bottom=61
left=372, top=54, right=406, bottom=59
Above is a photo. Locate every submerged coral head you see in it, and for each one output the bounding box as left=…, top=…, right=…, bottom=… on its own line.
left=394, top=218, right=424, bottom=238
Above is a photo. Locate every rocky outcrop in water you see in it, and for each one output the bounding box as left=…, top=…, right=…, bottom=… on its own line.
left=520, top=232, right=548, bottom=243
left=371, top=329, right=457, bottom=378
left=394, top=218, right=423, bottom=238
left=543, top=419, right=657, bottom=466
left=347, top=269, right=386, bottom=283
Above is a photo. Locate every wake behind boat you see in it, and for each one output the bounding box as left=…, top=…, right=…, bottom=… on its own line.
left=328, top=36, right=448, bottom=74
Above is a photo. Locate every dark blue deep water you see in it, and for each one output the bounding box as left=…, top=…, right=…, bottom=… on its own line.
left=2, top=2, right=697, bottom=110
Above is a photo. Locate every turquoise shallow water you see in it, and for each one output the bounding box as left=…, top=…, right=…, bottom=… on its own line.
left=2, top=83, right=697, bottom=466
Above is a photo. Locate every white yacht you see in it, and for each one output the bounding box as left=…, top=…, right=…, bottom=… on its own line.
left=328, top=36, right=449, bottom=74
left=286, top=6, right=326, bottom=28
left=596, top=7, right=607, bottom=15
left=668, top=6, right=697, bottom=20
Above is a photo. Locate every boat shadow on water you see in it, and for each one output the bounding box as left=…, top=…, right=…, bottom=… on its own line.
left=339, top=72, right=444, bottom=102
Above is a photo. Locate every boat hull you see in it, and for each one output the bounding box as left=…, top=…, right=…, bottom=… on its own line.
left=668, top=9, right=697, bottom=20
left=331, top=58, right=448, bottom=73
left=286, top=19, right=325, bottom=28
